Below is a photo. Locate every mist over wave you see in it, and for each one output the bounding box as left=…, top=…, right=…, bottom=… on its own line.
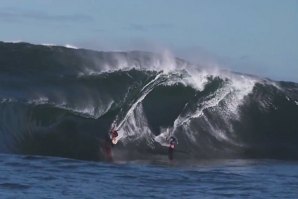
left=0, top=41, right=297, bottom=162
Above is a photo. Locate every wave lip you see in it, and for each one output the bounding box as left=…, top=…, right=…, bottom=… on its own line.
left=41, top=43, right=78, bottom=49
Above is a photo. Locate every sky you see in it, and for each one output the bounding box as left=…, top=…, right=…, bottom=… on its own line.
left=0, top=0, right=297, bottom=82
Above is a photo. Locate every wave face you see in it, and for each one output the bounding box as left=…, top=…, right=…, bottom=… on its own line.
left=0, top=41, right=298, bottom=161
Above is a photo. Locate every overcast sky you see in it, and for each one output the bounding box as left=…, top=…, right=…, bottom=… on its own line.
left=1, top=0, right=297, bottom=82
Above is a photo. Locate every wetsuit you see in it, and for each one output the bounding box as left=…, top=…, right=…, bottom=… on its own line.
left=103, top=130, right=118, bottom=160
left=105, top=130, right=118, bottom=147
left=168, top=136, right=177, bottom=161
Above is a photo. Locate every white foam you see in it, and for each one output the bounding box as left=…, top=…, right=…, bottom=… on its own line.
left=175, top=73, right=256, bottom=127
left=27, top=97, right=49, bottom=104
left=65, top=44, right=78, bottom=49
left=116, top=73, right=163, bottom=130
left=42, top=43, right=56, bottom=47
left=1, top=98, right=17, bottom=103
left=4, top=40, right=22, bottom=43
left=116, top=104, right=155, bottom=147
left=158, top=50, right=177, bottom=74
left=204, top=116, right=231, bottom=142
left=161, top=69, right=258, bottom=147
left=41, top=43, right=79, bottom=49
left=111, top=61, right=258, bottom=147
left=226, top=74, right=257, bottom=114
left=295, top=101, right=298, bottom=105
left=72, top=49, right=180, bottom=77
left=154, top=130, right=171, bottom=147
left=185, top=69, right=211, bottom=91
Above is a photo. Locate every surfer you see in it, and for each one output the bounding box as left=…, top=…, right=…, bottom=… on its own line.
left=167, top=135, right=178, bottom=162
left=109, top=129, right=119, bottom=147
left=101, top=128, right=118, bottom=161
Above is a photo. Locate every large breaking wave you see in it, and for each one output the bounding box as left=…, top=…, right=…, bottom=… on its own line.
left=0, top=41, right=297, bottom=162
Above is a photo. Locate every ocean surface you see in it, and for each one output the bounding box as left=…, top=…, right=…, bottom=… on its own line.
left=1, top=154, right=297, bottom=199
left=0, top=41, right=298, bottom=198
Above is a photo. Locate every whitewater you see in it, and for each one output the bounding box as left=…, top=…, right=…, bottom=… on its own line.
left=0, top=41, right=297, bottom=199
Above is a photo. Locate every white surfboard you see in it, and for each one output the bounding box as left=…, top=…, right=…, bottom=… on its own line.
left=112, top=137, right=119, bottom=144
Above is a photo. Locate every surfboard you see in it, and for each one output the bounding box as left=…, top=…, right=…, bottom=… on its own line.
left=112, top=137, right=119, bottom=144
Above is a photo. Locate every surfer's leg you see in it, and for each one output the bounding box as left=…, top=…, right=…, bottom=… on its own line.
left=168, top=148, right=173, bottom=160
left=105, top=145, right=114, bottom=162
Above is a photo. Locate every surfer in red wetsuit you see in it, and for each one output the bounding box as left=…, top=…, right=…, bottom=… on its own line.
left=167, top=135, right=178, bottom=162
left=109, top=129, right=118, bottom=146
left=103, top=128, right=119, bottom=161
left=104, top=129, right=118, bottom=146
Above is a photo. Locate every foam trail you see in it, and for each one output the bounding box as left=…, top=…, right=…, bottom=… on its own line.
left=114, top=73, right=164, bottom=139
left=159, top=71, right=257, bottom=146
left=118, top=104, right=155, bottom=147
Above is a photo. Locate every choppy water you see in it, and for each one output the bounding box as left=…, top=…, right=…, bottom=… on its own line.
left=1, top=154, right=297, bottom=199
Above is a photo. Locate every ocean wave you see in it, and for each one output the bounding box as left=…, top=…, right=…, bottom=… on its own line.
left=0, top=41, right=297, bottom=161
